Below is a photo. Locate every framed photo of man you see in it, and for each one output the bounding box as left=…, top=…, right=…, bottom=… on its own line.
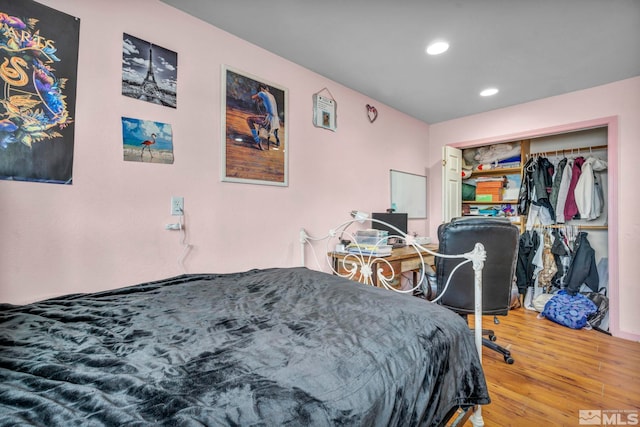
left=221, top=66, right=288, bottom=186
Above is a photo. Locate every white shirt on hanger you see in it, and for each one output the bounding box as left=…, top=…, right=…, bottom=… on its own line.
left=574, top=156, right=607, bottom=220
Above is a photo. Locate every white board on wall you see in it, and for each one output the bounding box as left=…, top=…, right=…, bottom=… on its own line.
left=390, top=169, right=427, bottom=219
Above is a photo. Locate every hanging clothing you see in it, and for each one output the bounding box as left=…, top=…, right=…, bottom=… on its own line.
left=564, top=156, right=585, bottom=221
left=526, top=203, right=554, bottom=230
left=532, top=233, right=545, bottom=287
left=520, top=156, right=556, bottom=228
left=549, top=157, right=567, bottom=210
left=538, top=231, right=558, bottom=292
left=524, top=233, right=545, bottom=311
left=574, top=156, right=608, bottom=220
left=518, top=157, right=536, bottom=216
left=563, top=231, right=599, bottom=295
left=555, top=158, right=573, bottom=223
left=592, top=173, right=605, bottom=219
left=550, top=228, right=569, bottom=288
left=532, top=157, right=554, bottom=201
left=516, top=230, right=540, bottom=295
left=532, top=156, right=556, bottom=221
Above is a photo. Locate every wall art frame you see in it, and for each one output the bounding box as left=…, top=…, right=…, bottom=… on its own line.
left=121, top=117, right=174, bottom=164
left=221, top=65, right=288, bottom=186
left=312, top=87, right=337, bottom=131
left=122, top=33, right=177, bottom=108
left=0, top=0, right=80, bottom=184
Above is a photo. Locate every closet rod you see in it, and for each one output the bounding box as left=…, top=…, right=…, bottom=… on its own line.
left=528, top=143, right=608, bottom=158
left=538, top=224, right=608, bottom=230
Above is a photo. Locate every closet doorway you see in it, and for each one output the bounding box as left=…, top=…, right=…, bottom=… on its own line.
left=443, top=116, right=619, bottom=336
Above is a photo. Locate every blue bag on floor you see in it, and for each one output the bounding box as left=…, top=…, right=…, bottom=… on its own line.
left=541, top=290, right=598, bottom=329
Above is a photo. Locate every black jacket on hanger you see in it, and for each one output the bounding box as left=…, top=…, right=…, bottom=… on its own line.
left=515, top=230, right=539, bottom=295
left=531, top=156, right=556, bottom=221
left=517, top=157, right=536, bottom=216
left=563, top=231, right=599, bottom=295
left=550, top=228, right=568, bottom=287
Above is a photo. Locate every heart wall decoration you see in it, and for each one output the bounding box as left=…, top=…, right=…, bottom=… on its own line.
left=366, top=104, right=378, bottom=123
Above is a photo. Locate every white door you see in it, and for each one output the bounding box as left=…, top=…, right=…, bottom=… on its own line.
left=442, top=145, right=462, bottom=223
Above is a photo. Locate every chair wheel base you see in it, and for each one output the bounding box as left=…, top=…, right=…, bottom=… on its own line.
left=482, top=336, right=514, bottom=364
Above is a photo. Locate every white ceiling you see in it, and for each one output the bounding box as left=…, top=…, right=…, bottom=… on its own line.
left=159, top=0, right=640, bottom=124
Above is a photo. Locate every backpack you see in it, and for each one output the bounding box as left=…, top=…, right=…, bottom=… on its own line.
left=582, top=288, right=609, bottom=329
left=540, top=290, right=597, bottom=329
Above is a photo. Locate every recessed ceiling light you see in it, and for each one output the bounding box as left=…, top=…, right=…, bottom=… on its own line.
left=480, top=87, right=499, bottom=97
left=426, top=40, right=449, bottom=55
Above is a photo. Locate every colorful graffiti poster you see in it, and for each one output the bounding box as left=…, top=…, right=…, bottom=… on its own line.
left=121, top=117, right=174, bottom=164
left=122, top=33, right=177, bottom=108
left=0, top=0, right=80, bottom=184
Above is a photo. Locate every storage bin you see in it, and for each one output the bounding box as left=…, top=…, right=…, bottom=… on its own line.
left=476, top=193, right=502, bottom=202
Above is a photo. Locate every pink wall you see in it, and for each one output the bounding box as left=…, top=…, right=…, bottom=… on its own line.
left=428, top=77, right=640, bottom=340
left=3, top=0, right=636, bottom=342
left=0, top=0, right=430, bottom=304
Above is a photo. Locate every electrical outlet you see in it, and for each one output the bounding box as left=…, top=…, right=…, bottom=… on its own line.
left=171, top=196, right=184, bottom=216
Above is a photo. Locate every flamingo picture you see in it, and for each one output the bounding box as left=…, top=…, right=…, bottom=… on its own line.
left=122, top=117, right=174, bottom=164
left=140, top=133, right=156, bottom=158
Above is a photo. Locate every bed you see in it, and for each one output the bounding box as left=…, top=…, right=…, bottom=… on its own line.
left=0, top=267, right=489, bottom=426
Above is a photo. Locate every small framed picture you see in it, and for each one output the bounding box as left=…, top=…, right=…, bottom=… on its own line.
left=121, top=117, right=174, bottom=164
left=313, top=93, right=337, bottom=131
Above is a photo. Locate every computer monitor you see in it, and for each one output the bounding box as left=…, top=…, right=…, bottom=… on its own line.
left=371, top=212, right=408, bottom=247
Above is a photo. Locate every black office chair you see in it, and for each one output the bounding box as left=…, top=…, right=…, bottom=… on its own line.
left=428, top=217, right=519, bottom=364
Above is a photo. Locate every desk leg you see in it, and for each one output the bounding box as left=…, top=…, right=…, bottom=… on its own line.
left=371, top=260, right=378, bottom=287
left=412, top=270, right=418, bottom=294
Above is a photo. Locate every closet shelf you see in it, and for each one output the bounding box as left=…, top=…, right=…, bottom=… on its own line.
left=467, top=167, right=521, bottom=177
left=463, top=200, right=518, bottom=205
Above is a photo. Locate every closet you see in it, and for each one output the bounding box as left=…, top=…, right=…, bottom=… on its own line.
left=457, top=127, right=610, bottom=331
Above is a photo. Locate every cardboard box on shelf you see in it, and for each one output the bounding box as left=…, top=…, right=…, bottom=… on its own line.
left=476, top=181, right=504, bottom=191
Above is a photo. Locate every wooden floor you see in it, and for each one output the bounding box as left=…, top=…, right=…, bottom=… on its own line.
left=469, top=307, right=640, bottom=426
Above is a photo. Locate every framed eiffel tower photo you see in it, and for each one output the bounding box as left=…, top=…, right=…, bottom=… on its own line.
left=122, top=33, right=177, bottom=108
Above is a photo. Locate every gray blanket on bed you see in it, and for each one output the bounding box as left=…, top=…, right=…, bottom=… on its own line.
left=0, top=267, right=489, bottom=426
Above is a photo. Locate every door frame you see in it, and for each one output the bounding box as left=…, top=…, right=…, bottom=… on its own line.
left=444, top=116, right=621, bottom=338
